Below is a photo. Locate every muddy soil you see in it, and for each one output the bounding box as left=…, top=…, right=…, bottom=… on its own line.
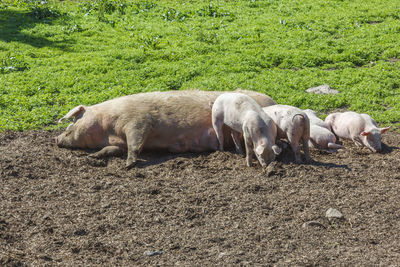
left=1, top=130, right=400, bottom=266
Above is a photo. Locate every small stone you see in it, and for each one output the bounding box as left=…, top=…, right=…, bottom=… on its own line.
left=144, top=250, right=164, bottom=256
left=306, top=84, right=339, bottom=95
left=218, top=252, right=228, bottom=258
left=326, top=208, right=344, bottom=219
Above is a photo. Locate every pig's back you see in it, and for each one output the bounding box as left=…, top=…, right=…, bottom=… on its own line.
left=307, top=114, right=330, bottom=130
left=234, top=89, right=276, bottom=107
left=332, top=112, right=365, bottom=137
left=360, top=113, right=378, bottom=128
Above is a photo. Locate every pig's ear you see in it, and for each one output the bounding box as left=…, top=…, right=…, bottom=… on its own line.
left=380, top=126, right=391, bottom=134
left=66, top=123, right=74, bottom=131
left=361, top=131, right=371, bottom=136
left=58, top=105, right=85, bottom=123
left=272, top=144, right=282, bottom=155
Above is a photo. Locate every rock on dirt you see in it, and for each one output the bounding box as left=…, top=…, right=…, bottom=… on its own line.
left=326, top=208, right=344, bottom=219
left=144, top=250, right=164, bottom=256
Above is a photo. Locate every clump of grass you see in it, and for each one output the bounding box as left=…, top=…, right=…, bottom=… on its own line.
left=0, top=54, right=29, bottom=73
left=12, top=0, right=63, bottom=19
left=162, top=7, right=187, bottom=22
left=197, top=3, right=234, bottom=20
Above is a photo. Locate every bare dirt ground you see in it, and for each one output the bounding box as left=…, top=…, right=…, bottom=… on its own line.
left=1, top=129, right=400, bottom=266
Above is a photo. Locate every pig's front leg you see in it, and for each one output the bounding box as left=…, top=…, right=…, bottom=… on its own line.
left=254, top=152, right=267, bottom=167
left=231, top=131, right=244, bottom=155
left=244, top=134, right=253, bottom=167
left=91, top=146, right=125, bottom=158
left=352, top=136, right=363, bottom=147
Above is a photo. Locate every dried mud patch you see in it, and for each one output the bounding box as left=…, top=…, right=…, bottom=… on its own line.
left=1, top=130, right=400, bottom=265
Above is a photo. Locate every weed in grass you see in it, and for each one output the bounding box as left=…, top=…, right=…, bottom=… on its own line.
left=197, top=3, right=234, bottom=21
left=131, top=1, right=157, bottom=14
left=138, top=35, right=162, bottom=50
left=162, top=7, right=187, bottom=22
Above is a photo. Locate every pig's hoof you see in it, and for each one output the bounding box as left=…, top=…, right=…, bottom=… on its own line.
left=126, top=160, right=137, bottom=169
left=294, top=158, right=302, bottom=164
left=237, top=150, right=245, bottom=157
left=90, top=152, right=101, bottom=158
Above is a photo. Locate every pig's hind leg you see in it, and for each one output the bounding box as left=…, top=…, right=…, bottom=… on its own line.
left=211, top=112, right=225, bottom=151
left=125, top=123, right=151, bottom=169
left=302, top=137, right=311, bottom=163
left=231, top=131, right=244, bottom=155
left=287, top=134, right=301, bottom=163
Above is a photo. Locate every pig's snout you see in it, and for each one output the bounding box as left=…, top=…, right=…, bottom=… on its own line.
left=54, top=135, right=66, bottom=147
left=54, top=136, right=61, bottom=146
left=368, top=146, right=381, bottom=153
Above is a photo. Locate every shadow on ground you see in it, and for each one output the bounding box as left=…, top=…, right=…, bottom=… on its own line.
left=0, top=7, right=73, bottom=50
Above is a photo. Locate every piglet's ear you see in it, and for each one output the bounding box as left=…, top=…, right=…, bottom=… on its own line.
left=380, top=126, right=391, bottom=134
left=272, top=144, right=282, bottom=155
left=255, top=144, right=265, bottom=155
left=361, top=131, right=371, bottom=136
left=58, top=105, right=85, bottom=123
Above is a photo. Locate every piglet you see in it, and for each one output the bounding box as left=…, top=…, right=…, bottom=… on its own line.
left=303, top=109, right=343, bottom=152
left=212, top=93, right=281, bottom=167
left=325, top=111, right=390, bottom=152
left=262, top=105, right=311, bottom=163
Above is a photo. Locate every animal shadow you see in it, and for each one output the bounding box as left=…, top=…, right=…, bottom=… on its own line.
left=275, top=142, right=350, bottom=170
left=134, top=151, right=212, bottom=168
left=380, top=142, right=398, bottom=154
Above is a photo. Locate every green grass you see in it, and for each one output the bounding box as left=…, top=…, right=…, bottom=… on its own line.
left=1, top=0, right=400, bottom=131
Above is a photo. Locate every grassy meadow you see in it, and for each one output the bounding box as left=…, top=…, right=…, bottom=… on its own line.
left=0, top=0, right=400, bottom=130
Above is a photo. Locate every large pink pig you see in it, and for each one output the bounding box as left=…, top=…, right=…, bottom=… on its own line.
left=324, top=111, right=390, bottom=153
left=56, top=90, right=276, bottom=168
left=262, top=105, right=311, bottom=163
